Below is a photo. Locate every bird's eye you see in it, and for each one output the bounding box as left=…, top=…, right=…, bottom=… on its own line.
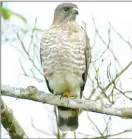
left=64, top=7, right=70, bottom=11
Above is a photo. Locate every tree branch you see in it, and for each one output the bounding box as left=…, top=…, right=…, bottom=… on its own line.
left=1, top=85, right=132, bottom=119
left=1, top=98, right=29, bottom=139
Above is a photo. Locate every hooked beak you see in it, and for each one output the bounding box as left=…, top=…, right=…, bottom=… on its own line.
left=72, top=7, right=79, bottom=15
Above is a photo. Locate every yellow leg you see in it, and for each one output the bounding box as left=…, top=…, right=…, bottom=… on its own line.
left=63, top=91, right=76, bottom=98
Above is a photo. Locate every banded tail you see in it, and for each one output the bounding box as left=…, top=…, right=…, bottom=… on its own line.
left=57, top=106, right=79, bottom=131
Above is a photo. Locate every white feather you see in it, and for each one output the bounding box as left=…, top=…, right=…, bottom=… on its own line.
left=48, top=72, right=82, bottom=97
left=59, top=109, right=73, bottom=119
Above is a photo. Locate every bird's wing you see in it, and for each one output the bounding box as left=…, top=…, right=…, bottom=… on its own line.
left=40, top=33, right=54, bottom=94
left=80, top=27, right=91, bottom=98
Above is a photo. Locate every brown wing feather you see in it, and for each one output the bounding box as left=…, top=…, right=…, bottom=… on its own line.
left=80, top=27, right=91, bottom=98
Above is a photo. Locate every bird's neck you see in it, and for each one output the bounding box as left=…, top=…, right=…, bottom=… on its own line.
left=51, top=20, right=80, bottom=32
left=53, top=15, right=76, bottom=24
left=53, top=18, right=76, bottom=24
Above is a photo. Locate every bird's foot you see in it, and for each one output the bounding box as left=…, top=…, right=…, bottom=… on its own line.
left=63, top=91, right=77, bottom=98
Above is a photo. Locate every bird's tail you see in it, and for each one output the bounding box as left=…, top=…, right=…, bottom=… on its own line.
left=57, top=106, right=79, bottom=131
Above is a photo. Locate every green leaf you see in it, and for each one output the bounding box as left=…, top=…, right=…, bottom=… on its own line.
left=12, top=12, right=27, bottom=23
left=0, top=8, right=12, bottom=20
left=0, top=7, right=27, bottom=23
left=32, top=27, right=43, bottom=32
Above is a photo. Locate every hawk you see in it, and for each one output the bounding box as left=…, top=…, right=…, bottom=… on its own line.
left=40, top=3, right=91, bottom=131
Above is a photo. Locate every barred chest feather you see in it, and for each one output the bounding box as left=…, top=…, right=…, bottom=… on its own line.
left=40, top=24, right=86, bottom=77
left=40, top=23, right=86, bottom=94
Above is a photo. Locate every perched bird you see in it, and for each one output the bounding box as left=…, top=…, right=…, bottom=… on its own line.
left=40, top=3, right=91, bottom=131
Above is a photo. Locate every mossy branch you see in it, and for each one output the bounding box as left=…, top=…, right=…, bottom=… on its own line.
left=1, top=98, right=29, bottom=139
left=1, top=85, right=132, bottom=119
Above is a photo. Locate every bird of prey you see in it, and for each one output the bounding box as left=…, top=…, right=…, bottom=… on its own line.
left=40, top=3, right=91, bottom=131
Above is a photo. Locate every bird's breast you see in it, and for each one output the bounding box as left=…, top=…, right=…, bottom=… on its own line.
left=41, top=31, right=86, bottom=78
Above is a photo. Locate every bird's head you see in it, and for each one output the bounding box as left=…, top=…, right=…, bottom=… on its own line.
left=53, top=3, right=78, bottom=23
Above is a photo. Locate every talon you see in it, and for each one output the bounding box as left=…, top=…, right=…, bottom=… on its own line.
left=63, top=91, right=76, bottom=98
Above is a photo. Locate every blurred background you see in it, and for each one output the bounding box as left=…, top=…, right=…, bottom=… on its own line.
left=1, top=2, right=132, bottom=138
